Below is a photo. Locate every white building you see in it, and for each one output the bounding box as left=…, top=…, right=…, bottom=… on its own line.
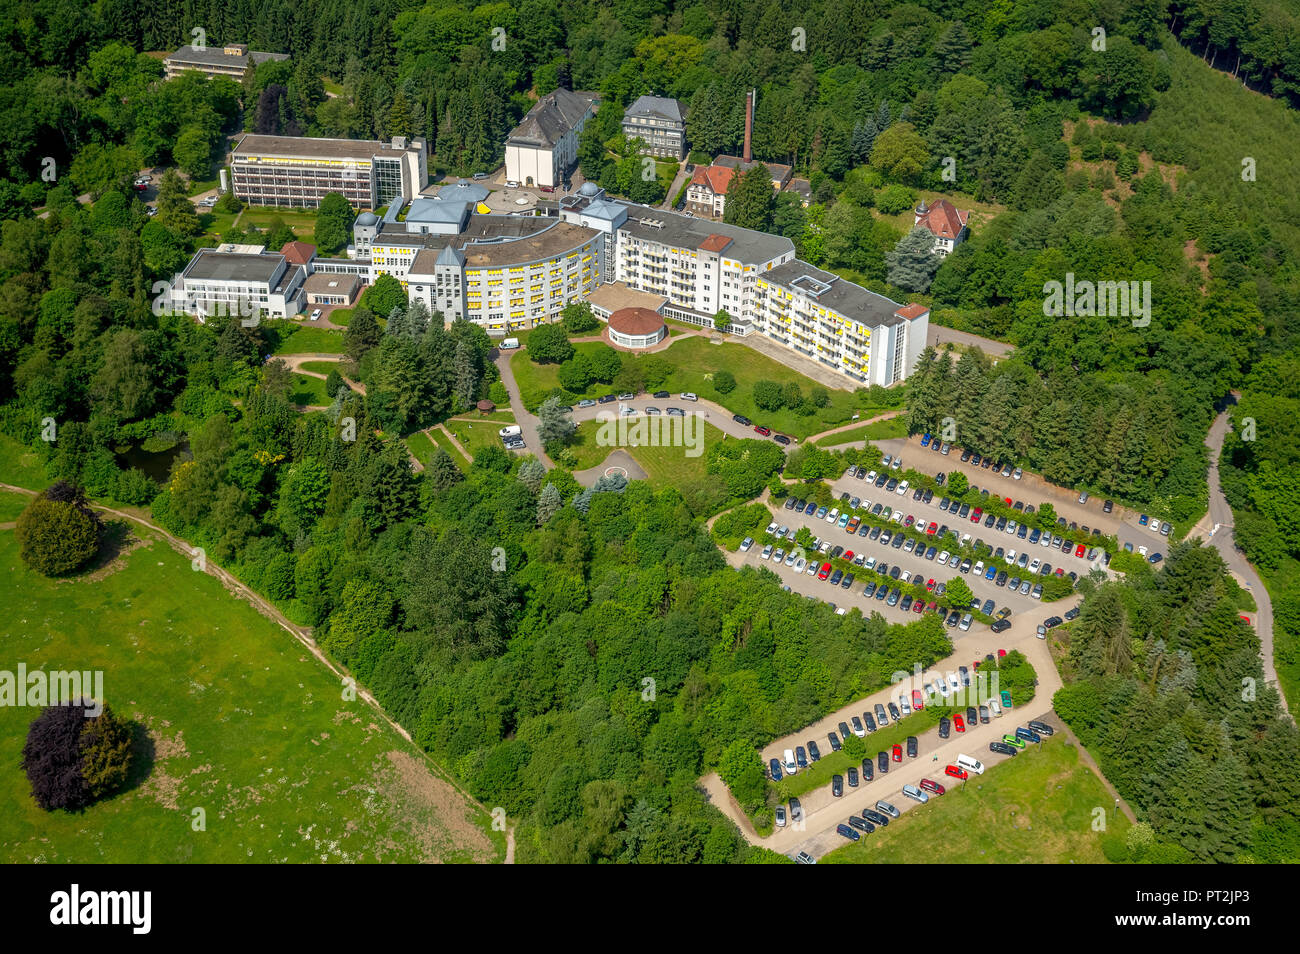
left=230, top=134, right=428, bottom=210
left=913, top=198, right=970, bottom=256
left=168, top=246, right=306, bottom=320
left=504, top=89, right=599, bottom=190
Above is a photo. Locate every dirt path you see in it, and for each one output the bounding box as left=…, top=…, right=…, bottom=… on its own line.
left=0, top=480, right=508, bottom=862
left=433, top=423, right=473, bottom=462
left=806, top=409, right=905, bottom=446
left=277, top=352, right=367, bottom=395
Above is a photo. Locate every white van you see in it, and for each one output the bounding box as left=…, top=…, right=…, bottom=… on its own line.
left=956, top=754, right=985, bottom=775
left=499, top=425, right=522, bottom=438
left=959, top=613, right=973, bottom=631
left=783, top=748, right=797, bottom=775
left=499, top=337, right=520, bottom=350
left=987, top=697, right=1002, bottom=718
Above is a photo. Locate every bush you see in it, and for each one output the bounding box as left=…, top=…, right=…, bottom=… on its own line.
left=713, top=369, right=736, bottom=394
left=16, top=484, right=101, bottom=576
left=21, top=702, right=133, bottom=812
left=528, top=323, right=574, bottom=364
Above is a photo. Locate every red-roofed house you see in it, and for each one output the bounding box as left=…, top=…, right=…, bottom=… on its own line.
left=913, top=198, right=970, bottom=256
left=280, top=241, right=317, bottom=267
left=684, top=165, right=735, bottom=218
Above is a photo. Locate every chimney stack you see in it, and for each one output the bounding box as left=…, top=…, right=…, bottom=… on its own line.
left=743, top=89, right=754, bottom=163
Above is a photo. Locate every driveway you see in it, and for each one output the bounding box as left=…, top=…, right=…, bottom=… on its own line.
left=493, top=348, right=552, bottom=466
left=1200, top=401, right=1287, bottom=716
left=927, top=325, right=1014, bottom=359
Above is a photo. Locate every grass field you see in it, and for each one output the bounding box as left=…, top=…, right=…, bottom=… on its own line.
left=238, top=207, right=320, bottom=237
left=327, top=308, right=354, bottom=326
left=299, top=360, right=342, bottom=376
left=271, top=325, right=345, bottom=355
left=511, top=336, right=866, bottom=439
left=445, top=420, right=502, bottom=459
left=564, top=417, right=724, bottom=486
left=405, top=430, right=437, bottom=468
left=289, top=373, right=331, bottom=407
left=814, top=415, right=908, bottom=447
left=0, top=434, right=49, bottom=489
left=424, top=428, right=471, bottom=470
left=0, top=494, right=502, bottom=863
left=821, top=738, right=1130, bottom=864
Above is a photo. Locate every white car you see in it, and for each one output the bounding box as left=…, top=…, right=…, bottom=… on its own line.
left=935, top=680, right=951, bottom=699
left=835, top=607, right=847, bottom=616
left=784, top=551, right=797, bottom=567
left=793, top=557, right=806, bottom=572
left=1014, top=467, right=1023, bottom=480
left=1029, top=558, right=1041, bottom=573
left=308, top=308, right=322, bottom=321
left=761, top=544, right=773, bottom=560
left=805, top=561, right=819, bottom=576
left=896, top=479, right=909, bottom=495
left=973, top=560, right=985, bottom=575
left=776, top=525, right=789, bottom=538
left=498, top=425, right=522, bottom=438
left=740, top=537, right=754, bottom=552
left=1006, top=520, right=1018, bottom=534
left=134, top=176, right=150, bottom=186
left=1005, top=549, right=1016, bottom=564
left=680, top=392, right=698, bottom=401
left=891, top=458, right=902, bottom=470
left=505, top=179, right=520, bottom=188
left=947, top=673, right=961, bottom=691
left=766, top=522, right=779, bottom=536
left=826, top=508, right=839, bottom=524
left=866, top=470, right=878, bottom=482
left=938, top=550, right=949, bottom=564
left=1138, top=545, right=1148, bottom=556
left=772, top=548, right=785, bottom=563
left=898, top=694, right=911, bottom=715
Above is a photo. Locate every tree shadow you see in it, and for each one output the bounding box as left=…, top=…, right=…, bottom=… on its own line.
left=118, top=719, right=156, bottom=797
left=73, top=519, right=133, bottom=577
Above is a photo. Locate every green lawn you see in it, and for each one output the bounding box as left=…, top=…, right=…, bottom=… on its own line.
left=405, top=430, right=437, bottom=468
left=239, top=206, right=320, bottom=236
left=0, top=434, right=49, bottom=489
left=270, top=324, right=345, bottom=355
left=821, top=738, right=1130, bottom=864
left=0, top=498, right=502, bottom=863
left=424, top=428, right=471, bottom=471
left=511, top=335, right=865, bottom=439
left=445, top=420, right=502, bottom=459
left=299, top=360, right=342, bottom=376
left=327, top=308, right=354, bottom=326
left=564, top=418, right=724, bottom=487
left=289, top=373, right=331, bottom=407
left=813, top=415, right=908, bottom=447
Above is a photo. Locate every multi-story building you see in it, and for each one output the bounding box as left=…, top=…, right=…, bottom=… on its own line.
left=621, top=96, right=686, bottom=159
left=230, top=134, right=428, bottom=210
left=684, top=157, right=794, bottom=219
left=754, top=261, right=929, bottom=386
left=167, top=246, right=306, bottom=320
left=163, top=42, right=288, bottom=81
left=505, top=89, right=600, bottom=190
left=611, top=204, right=796, bottom=332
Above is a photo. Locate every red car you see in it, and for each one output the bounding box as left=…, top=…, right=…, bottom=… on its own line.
left=817, top=562, right=832, bottom=580
left=926, top=601, right=939, bottom=613
left=754, top=425, right=772, bottom=436
left=997, top=648, right=1007, bottom=658
left=926, top=578, right=936, bottom=591
left=944, top=764, right=968, bottom=780
left=844, top=550, right=855, bottom=562
left=926, top=521, right=937, bottom=535
left=912, top=690, right=924, bottom=710
left=953, top=713, right=966, bottom=732
left=1055, top=567, right=1065, bottom=576
left=1004, top=497, right=1012, bottom=505
left=904, top=515, right=915, bottom=527
left=891, top=744, right=902, bottom=762
left=912, top=600, right=925, bottom=614
left=1075, top=544, right=1086, bottom=557
left=919, top=778, right=946, bottom=795
left=971, top=507, right=982, bottom=522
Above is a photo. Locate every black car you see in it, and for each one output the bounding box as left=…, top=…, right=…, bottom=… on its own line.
left=877, top=751, right=889, bottom=773
left=984, top=513, right=996, bottom=528
left=598, top=393, right=617, bottom=404
left=847, top=767, right=859, bottom=787
left=958, top=666, right=970, bottom=686
left=653, top=390, right=670, bottom=399
left=796, top=746, right=808, bottom=769
left=1028, top=720, right=1055, bottom=737
left=861, top=758, right=874, bottom=782
left=849, top=815, right=875, bottom=833
left=989, top=741, right=1017, bottom=756
left=851, top=716, right=864, bottom=736
left=842, top=573, right=855, bottom=589
left=769, top=758, right=783, bottom=780
left=807, top=740, right=821, bottom=762
left=790, top=797, right=803, bottom=821
left=939, top=497, right=950, bottom=512
left=862, top=581, right=877, bottom=598
left=733, top=414, right=752, bottom=426
left=862, top=808, right=889, bottom=827
left=875, top=474, right=888, bottom=488
left=925, top=546, right=938, bottom=560
left=863, top=711, right=877, bottom=731
left=960, top=450, right=972, bottom=462
left=891, top=565, right=904, bottom=580
left=887, top=702, right=901, bottom=721
left=829, top=569, right=843, bottom=585
left=886, top=478, right=898, bottom=492
left=946, top=610, right=961, bottom=627
left=996, top=516, right=1008, bottom=531
left=1103, top=499, right=1114, bottom=514
left=828, top=731, right=842, bottom=751
left=874, top=585, right=889, bottom=602
left=923, top=489, right=934, bottom=504
left=831, top=545, right=844, bottom=559
left=913, top=487, right=924, bottom=500
left=869, top=525, right=882, bottom=540
left=959, top=503, right=971, bottom=518
left=838, top=721, right=852, bottom=740
left=938, top=716, right=950, bottom=738
left=966, top=706, right=978, bottom=726
left=832, top=774, right=844, bottom=797
left=906, top=736, right=918, bottom=758
left=837, top=823, right=859, bottom=841
left=991, top=619, right=1011, bottom=633
left=784, top=496, right=797, bottom=510
left=1064, top=606, right=1080, bottom=621
left=773, top=434, right=792, bottom=446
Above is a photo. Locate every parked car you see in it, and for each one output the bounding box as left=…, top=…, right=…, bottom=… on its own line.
left=831, top=774, right=844, bottom=797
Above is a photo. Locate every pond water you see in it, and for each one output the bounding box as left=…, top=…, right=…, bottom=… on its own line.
left=115, top=437, right=190, bottom=483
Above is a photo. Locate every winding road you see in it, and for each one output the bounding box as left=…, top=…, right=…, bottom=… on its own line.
left=1200, top=400, right=1289, bottom=717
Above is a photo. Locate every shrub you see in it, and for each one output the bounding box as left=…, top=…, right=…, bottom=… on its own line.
left=712, top=369, right=736, bottom=394
left=16, top=483, right=101, bottom=576
left=21, top=702, right=134, bottom=812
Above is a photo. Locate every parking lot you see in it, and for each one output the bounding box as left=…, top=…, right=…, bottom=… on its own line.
left=734, top=602, right=1074, bottom=859
left=735, top=464, right=1103, bottom=628
left=875, top=435, right=1173, bottom=557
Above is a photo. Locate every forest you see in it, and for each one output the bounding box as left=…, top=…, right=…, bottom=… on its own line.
left=1, top=0, right=1299, bottom=861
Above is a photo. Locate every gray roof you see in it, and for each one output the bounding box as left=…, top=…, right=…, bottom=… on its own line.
left=624, top=95, right=684, bottom=124
left=762, top=259, right=908, bottom=328
left=507, top=89, right=599, bottom=148
left=355, top=211, right=379, bottom=227
left=435, top=244, right=465, bottom=267
left=182, top=249, right=283, bottom=284
left=436, top=180, right=490, bottom=203
left=714, top=154, right=793, bottom=184
left=406, top=197, right=470, bottom=225
left=165, top=45, right=288, bottom=68
left=232, top=134, right=417, bottom=161
left=618, top=204, right=795, bottom=264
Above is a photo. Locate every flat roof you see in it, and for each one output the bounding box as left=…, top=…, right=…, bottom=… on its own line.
left=304, top=272, right=360, bottom=293
left=586, top=282, right=667, bottom=314
left=391, top=216, right=599, bottom=271
left=182, top=249, right=283, bottom=284
left=232, top=134, right=416, bottom=161
left=165, top=46, right=288, bottom=67
left=761, top=259, right=910, bottom=328
left=618, top=204, right=794, bottom=264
